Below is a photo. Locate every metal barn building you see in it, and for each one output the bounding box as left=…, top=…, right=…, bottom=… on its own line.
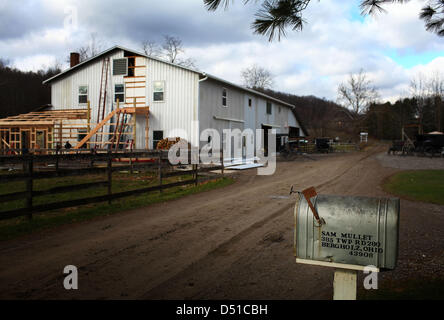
left=2, top=45, right=306, bottom=155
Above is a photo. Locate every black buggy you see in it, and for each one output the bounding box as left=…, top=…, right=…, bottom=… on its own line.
left=414, top=134, right=444, bottom=156
left=315, top=138, right=332, bottom=153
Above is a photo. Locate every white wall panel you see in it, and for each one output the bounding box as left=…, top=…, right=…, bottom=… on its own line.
left=50, top=50, right=125, bottom=126
left=145, top=58, right=199, bottom=148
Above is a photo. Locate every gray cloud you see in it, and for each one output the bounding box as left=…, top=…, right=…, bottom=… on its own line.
left=0, top=0, right=443, bottom=102
left=0, top=0, right=62, bottom=40
left=66, top=0, right=257, bottom=45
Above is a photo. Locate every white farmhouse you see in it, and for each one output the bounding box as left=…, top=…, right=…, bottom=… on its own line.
left=41, top=45, right=306, bottom=154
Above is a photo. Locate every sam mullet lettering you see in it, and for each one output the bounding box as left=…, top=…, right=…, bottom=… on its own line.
left=322, top=231, right=374, bottom=241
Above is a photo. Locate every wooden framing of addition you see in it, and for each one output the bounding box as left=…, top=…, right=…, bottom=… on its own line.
left=0, top=109, right=89, bottom=154
left=0, top=102, right=150, bottom=153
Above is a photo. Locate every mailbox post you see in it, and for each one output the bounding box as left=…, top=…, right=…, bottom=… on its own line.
left=293, top=187, right=400, bottom=300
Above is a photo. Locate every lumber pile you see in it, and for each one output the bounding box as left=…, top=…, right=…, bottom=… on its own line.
left=156, top=137, right=189, bottom=150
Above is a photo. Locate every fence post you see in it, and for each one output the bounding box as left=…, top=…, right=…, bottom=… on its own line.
left=188, top=146, right=192, bottom=166
left=130, top=157, right=133, bottom=174
left=220, top=148, right=224, bottom=177
left=107, top=151, right=112, bottom=205
left=194, top=164, right=198, bottom=186
left=55, top=148, right=59, bottom=174
left=158, top=151, right=163, bottom=193
left=89, top=148, right=93, bottom=168
left=26, top=157, right=33, bottom=220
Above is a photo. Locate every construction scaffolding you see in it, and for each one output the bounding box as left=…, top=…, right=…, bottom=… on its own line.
left=75, top=101, right=149, bottom=150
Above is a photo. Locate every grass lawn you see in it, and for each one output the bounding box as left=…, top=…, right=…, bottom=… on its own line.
left=0, top=171, right=234, bottom=241
left=383, top=170, right=444, bottom=205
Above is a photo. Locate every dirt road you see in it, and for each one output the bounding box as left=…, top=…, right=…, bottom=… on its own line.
left=1, top=145, right=443, bottom=299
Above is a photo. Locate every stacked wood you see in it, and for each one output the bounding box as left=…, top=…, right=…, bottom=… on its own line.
left=156, top=137, right=188, bottom=150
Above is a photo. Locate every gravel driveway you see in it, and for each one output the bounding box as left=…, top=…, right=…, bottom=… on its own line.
left=376, top=153, right=444, bottom=170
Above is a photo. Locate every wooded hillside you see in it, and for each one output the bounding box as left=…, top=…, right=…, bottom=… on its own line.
left=0, top=60, right=60, bottom=118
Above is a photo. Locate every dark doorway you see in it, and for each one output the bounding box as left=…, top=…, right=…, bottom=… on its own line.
left=153, top=130, right=163, bottom=149
left=262, top=125, right=272, bottom=156
left=21, top=130, right=31, bottom=154
left=276, top=134, right=288, bottom=152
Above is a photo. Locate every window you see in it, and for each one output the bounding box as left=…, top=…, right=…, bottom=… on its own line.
left=153, top=131, right=163, bottom=149
left=127, top=57, right=135, bottom=77
left=222, top=88, right=227, bottom=107
left=114, top=84, right=125, bottom=103
left=248, top=98, right=252, bottom=107
left=153, top=81, right=165, bottom=102
left=113, top=58, right=128, bottom=76
left=78, top=85, right=88, bottom=104
left=266, top=102, right=272, bottom=115
left=279, top=106, right=282, bottom=113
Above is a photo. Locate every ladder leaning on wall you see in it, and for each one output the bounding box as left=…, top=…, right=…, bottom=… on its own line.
left=95, top=57, right=110, bottom=147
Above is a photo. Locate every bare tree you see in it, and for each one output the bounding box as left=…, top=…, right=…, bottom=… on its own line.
left=141, top=35, right=197, bottom=68
left=175, top=57, right=197, bottom=68
left=162, top=35, right=184, bottom=64
left=141, top=40, right=160, bottom=57
left=416, top=71, right=444, bottom=132
left=38, top=59, right=62, bottom=76
left=409, top=73, right=430, bottom=132
left=428, top=71, right=444, bottom=97
left=429, top=72, right=444, bottom=131
left=0, top=58, right=11, bottom=88
left=337, top=69, right=379, bottom=114
left=0, top=58, right=10, bottom=68
left=241, top=64, right=274, bottom=89
left=69, top=33, right=105, bottom=63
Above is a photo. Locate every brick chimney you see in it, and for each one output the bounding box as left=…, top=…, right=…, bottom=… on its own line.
left=70, top=52, right=80, bottom=68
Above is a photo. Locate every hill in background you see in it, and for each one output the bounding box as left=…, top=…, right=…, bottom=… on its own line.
left=0, top=61, right=59, bottom=119
left=258, top=88, right=359, bottom=141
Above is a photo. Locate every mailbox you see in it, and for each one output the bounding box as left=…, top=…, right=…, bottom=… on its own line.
left=294, top=192, right=400, bottom=270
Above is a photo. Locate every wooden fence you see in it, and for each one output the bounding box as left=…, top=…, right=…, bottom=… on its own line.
left=0, top=150, right=224, bottom=221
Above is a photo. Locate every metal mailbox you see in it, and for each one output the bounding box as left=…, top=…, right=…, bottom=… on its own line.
left=294, top=192, right=400, bottom=270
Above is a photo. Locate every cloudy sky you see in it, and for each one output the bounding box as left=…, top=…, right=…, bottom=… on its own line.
left=1, top=0, right=443, bottom=102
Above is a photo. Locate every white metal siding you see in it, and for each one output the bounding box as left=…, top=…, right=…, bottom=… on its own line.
left=198, top=78, right=304, bottom=144
left=50, top=50, right=200, bottom=149
left=145, top=58, right=200, bottom=147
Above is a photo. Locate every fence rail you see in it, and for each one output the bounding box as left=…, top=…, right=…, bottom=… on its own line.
left=0, top=150, right=225, bottom=221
